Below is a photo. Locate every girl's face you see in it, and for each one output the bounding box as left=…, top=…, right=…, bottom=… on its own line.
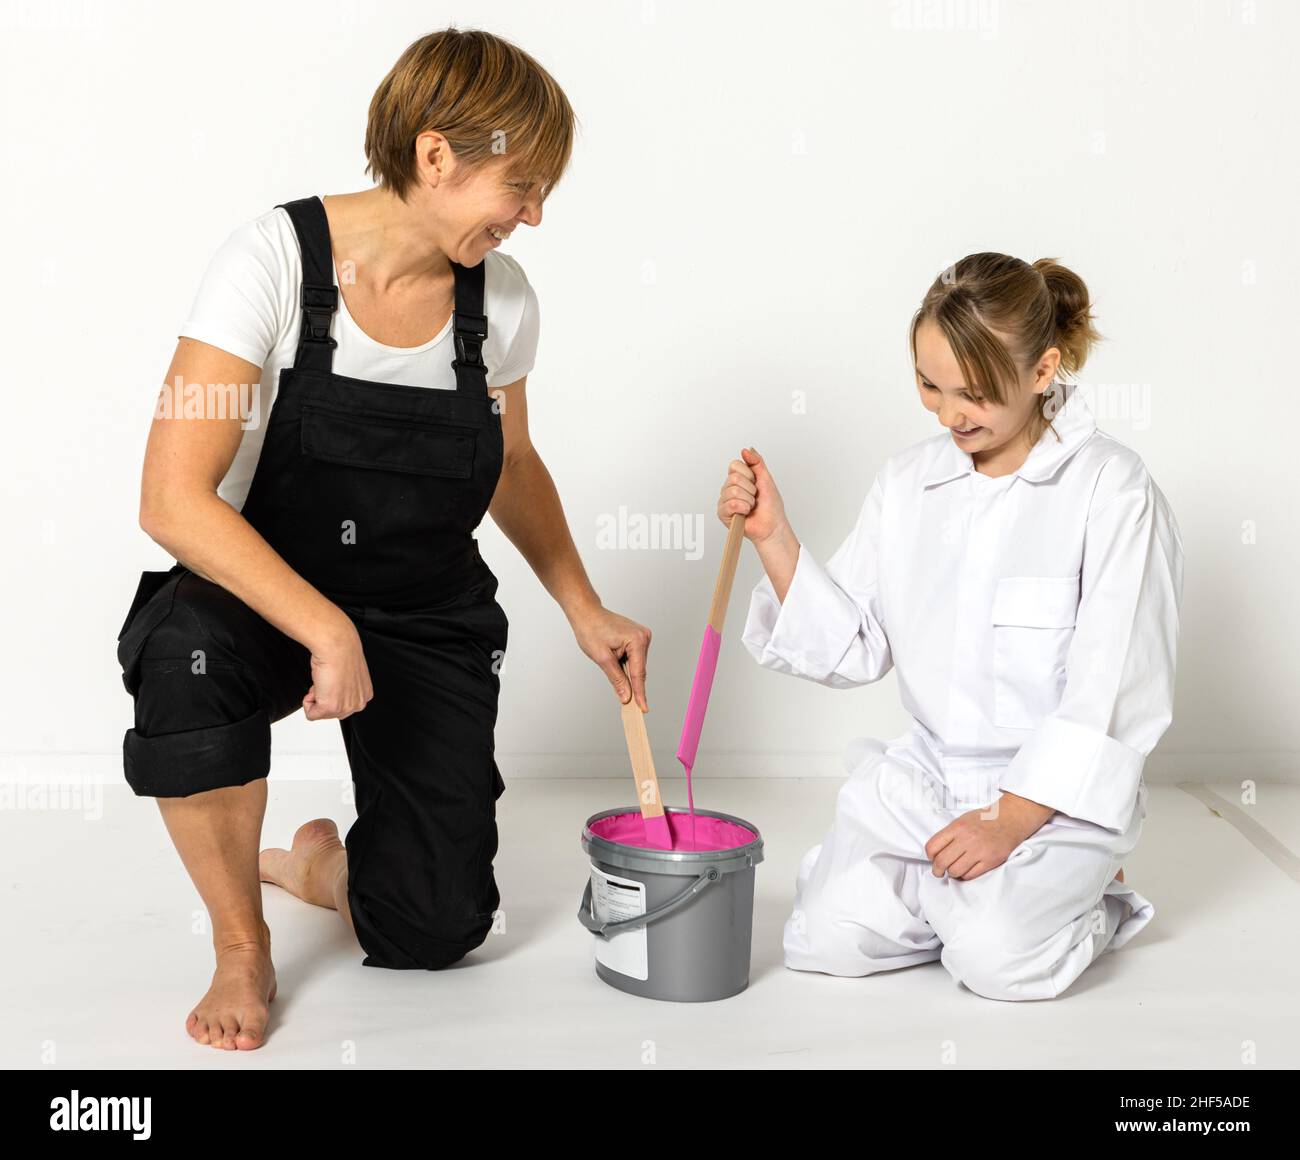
left=425, top=142, right=545, bottom=267
left=913, top=319, right=1056, bottom=461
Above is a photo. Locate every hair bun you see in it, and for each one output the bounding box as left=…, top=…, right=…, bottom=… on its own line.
left=1033, top=258, right=1101, bottom=373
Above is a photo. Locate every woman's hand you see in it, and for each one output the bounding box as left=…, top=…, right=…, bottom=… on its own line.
left=718, top=447, right=789, bottom=544
left=924, top=793, right=1056, bottom=880
left=303, top=620, right=375, bottom=721
left=570, top=605, right=652, bottom=711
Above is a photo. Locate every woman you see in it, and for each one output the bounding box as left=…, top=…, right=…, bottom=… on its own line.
left=718, top=253, right=1183, bottom=1000
left=116, top=29, right=651, bottom=1050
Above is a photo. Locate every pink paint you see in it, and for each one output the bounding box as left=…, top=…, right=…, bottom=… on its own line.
left=641, top=812, right=673, bottom=850
left=589, top=811, right=756, bottom=852
left=676, top=624, right=723, bottom=848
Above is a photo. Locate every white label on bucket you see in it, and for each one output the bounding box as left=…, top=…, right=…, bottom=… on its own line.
left=590, top=866, right=648, bottom=981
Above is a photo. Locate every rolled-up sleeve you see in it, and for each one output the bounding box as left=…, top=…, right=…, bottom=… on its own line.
left=999, top=477, right=1185, bottom=832
left=741, top=474, right=893, bottom=689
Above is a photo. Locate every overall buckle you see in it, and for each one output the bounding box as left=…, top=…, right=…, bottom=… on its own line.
left=301, top=284, right=339, bottom=346
left=453, top=310, right=488, bottom=368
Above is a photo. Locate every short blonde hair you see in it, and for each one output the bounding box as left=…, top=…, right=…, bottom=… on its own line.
left=365, top=27, right=576, bottom=201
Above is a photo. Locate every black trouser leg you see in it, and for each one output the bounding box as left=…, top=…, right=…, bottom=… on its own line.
left=340, top=579, right=509, bottom=970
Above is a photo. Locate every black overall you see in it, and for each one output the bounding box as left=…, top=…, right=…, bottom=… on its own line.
left=115, top=196, right=510, bottom=970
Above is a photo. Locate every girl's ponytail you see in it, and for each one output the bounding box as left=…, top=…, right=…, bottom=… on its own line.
left=1032, top=258, right=1102, bottom=377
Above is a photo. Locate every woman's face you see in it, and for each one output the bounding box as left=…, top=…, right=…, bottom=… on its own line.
left=913, top=319, right=1052, bottom=459
left=432, top=148, right=545, bottom=267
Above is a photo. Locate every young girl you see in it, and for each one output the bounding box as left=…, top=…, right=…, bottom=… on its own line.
left=718, top=253, right=1183, bottom=1001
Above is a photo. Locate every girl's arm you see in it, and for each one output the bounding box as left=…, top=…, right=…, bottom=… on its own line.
left=996, top=467, right=1185, bottom=833
left=751, top=521, right=800, bottom=603
left=719, top=449, right=893, bottom=689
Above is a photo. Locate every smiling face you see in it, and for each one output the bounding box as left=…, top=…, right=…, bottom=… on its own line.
left=913, top=318, right=1059, bottom=470
left=416, top=132, right=545, bottom=266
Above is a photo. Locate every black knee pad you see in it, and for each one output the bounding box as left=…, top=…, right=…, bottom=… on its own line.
left=123, top=706, right=271, bottom=798
left=350, top=886, right=498, bottom=971
left=117, top=570, right=273, bottom=798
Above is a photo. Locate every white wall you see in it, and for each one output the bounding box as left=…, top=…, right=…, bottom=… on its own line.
left=2, top=0, right=1296, bottom=785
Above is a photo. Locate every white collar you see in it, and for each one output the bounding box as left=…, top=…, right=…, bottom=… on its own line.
left=920, top=382, right=1097, bottom=489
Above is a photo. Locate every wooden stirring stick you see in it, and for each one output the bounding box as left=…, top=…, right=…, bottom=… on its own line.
left=618, top=656, right=673, bottom=849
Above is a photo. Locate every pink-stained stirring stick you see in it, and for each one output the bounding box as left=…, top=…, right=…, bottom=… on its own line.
left=618, top=656, right=674, bottom=849
left=676, top=512, right=748, bottom=849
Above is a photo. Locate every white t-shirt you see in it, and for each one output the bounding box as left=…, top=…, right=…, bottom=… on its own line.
left=177, top=204, right=540, bottom=510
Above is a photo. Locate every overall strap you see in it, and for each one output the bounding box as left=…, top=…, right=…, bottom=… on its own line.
left=275, top=196, right=338, bottom=374
left=451, top=260, right=489, bottom=395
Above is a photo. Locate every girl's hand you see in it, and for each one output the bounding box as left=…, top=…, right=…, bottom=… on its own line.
left=303, top=622, right=374, bottom=721
left=570, top=604, right=652, bottom=711
left=924, top=793, right=1055, bottom=880
left=718, top=447, right=789, bottom=545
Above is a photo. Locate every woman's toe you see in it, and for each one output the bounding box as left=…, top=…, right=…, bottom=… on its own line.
left=235, top=1016, right=267, bottom=1050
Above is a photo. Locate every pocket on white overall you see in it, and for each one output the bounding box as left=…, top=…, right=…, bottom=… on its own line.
left=990, top=574, right=1080, bottom=730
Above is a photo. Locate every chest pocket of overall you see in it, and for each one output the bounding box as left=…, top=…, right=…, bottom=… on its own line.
left=298, top=402, right=478, bottom=530
left=990, top=574, right=1080, bottom=730
left=301, top=405, right=476, bottom=479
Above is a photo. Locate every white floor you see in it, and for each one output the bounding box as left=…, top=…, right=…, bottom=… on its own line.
left=5, top=776, right=1298, bottom=1069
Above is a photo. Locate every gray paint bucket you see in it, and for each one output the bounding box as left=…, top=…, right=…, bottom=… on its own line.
left=578, top=807, right=764, bottom=1002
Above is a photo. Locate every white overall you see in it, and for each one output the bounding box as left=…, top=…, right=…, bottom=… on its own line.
left=742, top=385, right=1184, bottom=1000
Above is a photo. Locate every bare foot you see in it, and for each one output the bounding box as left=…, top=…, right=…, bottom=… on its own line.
left=259, top=818, right=346, bottom=909
left=1116, top=867, right=1125, bottom=883
left=187, top=929, right=276, bottom=1051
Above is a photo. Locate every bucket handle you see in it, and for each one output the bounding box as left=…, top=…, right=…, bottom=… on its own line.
left=578, top=866, right=720, bottom=939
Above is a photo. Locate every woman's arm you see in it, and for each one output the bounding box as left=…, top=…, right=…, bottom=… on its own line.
left=485, top=378, right=600, bottom=619
left=487, top=378, right=652, bottom=710
left=138, top=338, right=370, bottom=719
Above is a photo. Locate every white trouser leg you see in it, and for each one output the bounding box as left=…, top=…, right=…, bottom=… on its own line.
left=920, top=806, right=1155, bottom=1001
left=784, top=745, right=1155, bottom=998
left=783, top=745, right=943, bottom=976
